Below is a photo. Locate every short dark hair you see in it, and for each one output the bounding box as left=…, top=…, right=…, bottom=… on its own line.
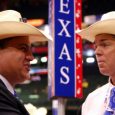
left=0, top=38, right=10, bottom=48
left=0, top=36, right=29, bottom=49
left=0, top=36, right=24, bottom=48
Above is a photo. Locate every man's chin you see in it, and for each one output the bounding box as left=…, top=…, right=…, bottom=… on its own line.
left=21, top=79, right=31, bottom=84
left=20, top=73, right=31, bottom=83
left=99, top=69, right=109, bottom=76
left=25, top=74, right=31, bottom=80
left=19, top=76, right=31, bottom=84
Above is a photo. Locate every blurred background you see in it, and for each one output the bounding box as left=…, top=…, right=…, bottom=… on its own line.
left=0, top=0, right=115, bottom=114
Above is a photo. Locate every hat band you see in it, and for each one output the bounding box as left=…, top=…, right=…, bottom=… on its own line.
left=19, top=18, right=27, bottom=23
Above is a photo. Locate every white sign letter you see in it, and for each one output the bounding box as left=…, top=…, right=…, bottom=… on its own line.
left=58, top=19, right=71, bottom=37
left=59, top=43, right=72, bottom=61
left=59, top=0, right=70, bottom=14
left=60, top=66, right=70, bottom=84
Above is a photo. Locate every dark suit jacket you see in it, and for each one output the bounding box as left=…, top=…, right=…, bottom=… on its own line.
left=0, top=79, right=29, bottom=115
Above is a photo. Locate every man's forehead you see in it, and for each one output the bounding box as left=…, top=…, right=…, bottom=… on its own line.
left=94, top=34, right=115, bottom=42
left=0, top=36, right=31, bottom=48
left=6, top=36, right=30, bottom=44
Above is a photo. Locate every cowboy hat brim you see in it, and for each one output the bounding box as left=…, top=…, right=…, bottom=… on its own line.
left=0, top=21, right=52, bottom=43
left=76, top=19, right=115, bottom=42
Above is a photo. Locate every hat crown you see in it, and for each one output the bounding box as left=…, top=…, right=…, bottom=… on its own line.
left=101, top=11, right=115, bottom=21
left=0, top=10, right=22, bottom=22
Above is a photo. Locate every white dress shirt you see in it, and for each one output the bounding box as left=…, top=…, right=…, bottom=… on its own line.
left=82, top=81, right=114, bottom=115
left=0, top=74, right=14, bottom=95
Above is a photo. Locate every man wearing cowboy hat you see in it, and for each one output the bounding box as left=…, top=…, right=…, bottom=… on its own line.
left=77, top=11, right=115, bottom=115
left=0, top=10, right=51, bottom=115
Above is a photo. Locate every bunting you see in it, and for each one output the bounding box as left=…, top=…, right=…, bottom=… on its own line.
left=75, top=0, right=83, bottom=98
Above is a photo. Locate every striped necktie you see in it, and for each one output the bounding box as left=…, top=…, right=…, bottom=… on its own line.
left=104, top=88, right=115, bottom=115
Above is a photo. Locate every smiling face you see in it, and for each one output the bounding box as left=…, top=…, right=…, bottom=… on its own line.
left=94, top=34, right=115, bottom=78
left=0, top=36, right=34, bottom=87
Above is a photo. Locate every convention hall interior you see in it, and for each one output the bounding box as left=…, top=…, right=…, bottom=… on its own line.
left=0, top=0, right=115, bottom=115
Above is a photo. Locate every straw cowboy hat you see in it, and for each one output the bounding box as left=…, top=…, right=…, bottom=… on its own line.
left=0, top=10, right=52, bottom=43
left=76, top=11, right=115, bottom=43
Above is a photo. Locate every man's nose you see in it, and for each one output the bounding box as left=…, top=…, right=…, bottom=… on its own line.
left=26, top=50, right=34, bottom=61
left=95, top=46, right=103, bottom=56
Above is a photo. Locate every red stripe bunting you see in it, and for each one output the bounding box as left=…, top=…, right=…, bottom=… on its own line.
left=75, top=0, right=83, bottom=98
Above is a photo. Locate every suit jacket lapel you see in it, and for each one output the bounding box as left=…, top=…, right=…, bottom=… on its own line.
left=0, top=79, right=29, bottom=115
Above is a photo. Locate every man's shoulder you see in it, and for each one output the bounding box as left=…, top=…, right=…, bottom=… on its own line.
left=87, top=83, right=109, bottom=99
left=82, top=83, right=109, bottom=109
left=82, top=83, right=109, bottom=114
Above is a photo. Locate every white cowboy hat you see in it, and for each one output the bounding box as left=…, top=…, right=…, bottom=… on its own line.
left=76, top=11, right=115, bottom=42
left=0, top=10, right=52, bottom=43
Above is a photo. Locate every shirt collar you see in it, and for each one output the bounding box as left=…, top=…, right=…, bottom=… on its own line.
left=109, top=78, right=115, bottom=90
left=0, top=74, right=14, bottom=95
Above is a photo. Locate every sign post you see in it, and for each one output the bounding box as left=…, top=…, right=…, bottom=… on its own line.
left=48, top=0, right=82, bottom=114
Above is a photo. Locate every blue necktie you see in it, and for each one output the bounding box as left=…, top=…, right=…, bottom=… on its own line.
left=104, top=88, right=115, bottom=115
left=14, top=90, right=19, bottom=99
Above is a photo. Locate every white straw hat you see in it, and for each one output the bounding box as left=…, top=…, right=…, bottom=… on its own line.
left=76, top=11, right=115, bottom=42
left=0, top=10, right=52, bottom=43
